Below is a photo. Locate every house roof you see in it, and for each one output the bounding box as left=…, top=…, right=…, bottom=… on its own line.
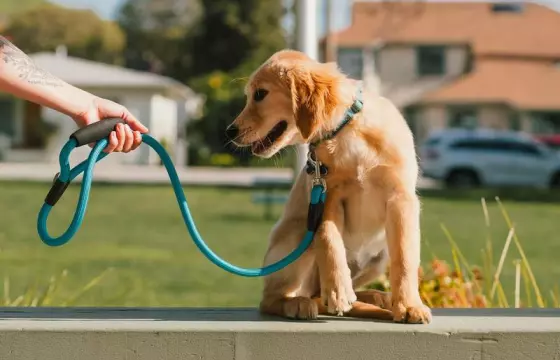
left=29, top=52, right=196, bottom=100
left=331, top=1, right=560, bottom=59
left=420, top=59, right=560, bottom=111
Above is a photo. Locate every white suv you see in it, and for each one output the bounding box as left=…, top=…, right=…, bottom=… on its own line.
left=419, top=128, right=560, bottom=188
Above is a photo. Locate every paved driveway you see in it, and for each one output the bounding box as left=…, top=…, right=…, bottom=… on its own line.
left=0, top=163, right=439, bottom=189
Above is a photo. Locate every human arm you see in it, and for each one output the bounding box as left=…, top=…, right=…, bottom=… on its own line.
left=0, top=36, right=148, bottom=152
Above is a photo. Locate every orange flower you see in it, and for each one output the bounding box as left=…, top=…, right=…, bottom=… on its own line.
left=474, top=294, right=488, bottom=308
left=431, top=259, right=450, bottom=277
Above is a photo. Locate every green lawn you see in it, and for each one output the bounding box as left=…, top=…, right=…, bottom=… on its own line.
left=0, top=0, right=43, bottom=14
left=1, top=181, right=560, bottom=307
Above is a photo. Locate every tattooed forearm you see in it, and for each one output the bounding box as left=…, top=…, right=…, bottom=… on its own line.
left=0, top=36, right=64, bottom=88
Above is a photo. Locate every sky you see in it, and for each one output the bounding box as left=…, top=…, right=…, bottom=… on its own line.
left=49, top=0, right=353, bottom=35
left=50, top=0, right=559, bottom=35
left=50, top=0, right=124, bottom=20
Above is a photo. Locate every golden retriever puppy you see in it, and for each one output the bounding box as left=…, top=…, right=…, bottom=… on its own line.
left=227, top=49, right=431, bottom=324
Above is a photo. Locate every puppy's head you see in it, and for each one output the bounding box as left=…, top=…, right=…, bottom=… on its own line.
left=227, top=50, right=342, bottom=158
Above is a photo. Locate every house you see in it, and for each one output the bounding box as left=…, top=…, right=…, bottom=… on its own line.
left=0, top=47, right=203, bottom=166
left=321, top=1, right=560, bottom=144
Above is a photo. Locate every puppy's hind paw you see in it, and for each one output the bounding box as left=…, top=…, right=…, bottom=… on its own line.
left=283, top=297, right=319, bottom=320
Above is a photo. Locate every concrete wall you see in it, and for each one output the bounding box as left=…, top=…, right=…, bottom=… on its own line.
left=378, top=46, right=416, bottom=85
left=411, top=105, right=447, bottom=142
left=376, top=45, right=468, bottom=86
left=521, top=112, right=533, bottom=132
left=446, top=46, right=469, bottom=79
left=148, top=94, right=178, bottom=165
left=110, top=90, right=153, bottom=166
left=1, top=308, right=559, bottom=360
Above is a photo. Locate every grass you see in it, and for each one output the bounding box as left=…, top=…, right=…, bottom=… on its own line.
left=0, top=0, right=43, bottom=15
left=1, top=181, right=560, bottom=307
left=2, top=267, right=113, bottom=306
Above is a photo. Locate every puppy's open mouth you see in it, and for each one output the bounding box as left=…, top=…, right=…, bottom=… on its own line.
left=251, top=120, right=288, bottom=154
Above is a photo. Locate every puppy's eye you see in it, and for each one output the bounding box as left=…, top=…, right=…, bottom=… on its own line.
left=253, top=89, right=268, bottom=102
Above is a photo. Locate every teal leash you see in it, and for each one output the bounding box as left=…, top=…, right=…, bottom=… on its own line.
left=37, top=119, right=326, bottom=277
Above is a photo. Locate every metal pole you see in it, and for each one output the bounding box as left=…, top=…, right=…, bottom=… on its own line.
left=293, top=0, right=317, bottom=176
left=324, top=0, right=334, bottom=62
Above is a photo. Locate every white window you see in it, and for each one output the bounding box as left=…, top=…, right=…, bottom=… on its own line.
left=416, top=46, right=446, bottom=76
left=449, top=107, right=477, bottom=129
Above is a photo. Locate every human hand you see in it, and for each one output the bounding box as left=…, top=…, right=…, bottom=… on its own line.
left=0, top=35, right=148, bottom=152
left=72, top=97, right=149, bottom=153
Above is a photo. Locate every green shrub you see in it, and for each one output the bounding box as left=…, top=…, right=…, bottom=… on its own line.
left=210, top=153, right=238, bottom=167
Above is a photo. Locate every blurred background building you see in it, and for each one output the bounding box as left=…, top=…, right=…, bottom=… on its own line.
left=322, top=1, right=560, bottom=145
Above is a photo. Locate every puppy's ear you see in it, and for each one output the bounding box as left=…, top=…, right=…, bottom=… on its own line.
left=289, top=63, right=339, bottom=141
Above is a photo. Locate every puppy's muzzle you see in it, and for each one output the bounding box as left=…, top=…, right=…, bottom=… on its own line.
left=226, top=124, right=240, bottom=143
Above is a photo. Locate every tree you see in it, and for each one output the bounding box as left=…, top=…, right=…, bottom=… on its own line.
left=183, top=0, right=287, bottom=166
left=0, top=0, right=44, bottom=16
left=114, top=0, right=287, bottom=166
left=117, top=0, right=202, bottom=74
left=4, top=3, right=125, bottom=64
left=183, top=0, right=286, bottom=80
left=118, top=0, right=201, bottom=32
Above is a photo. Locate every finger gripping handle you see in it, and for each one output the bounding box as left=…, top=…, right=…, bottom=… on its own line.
left=70, top=118, right=126, bottom=147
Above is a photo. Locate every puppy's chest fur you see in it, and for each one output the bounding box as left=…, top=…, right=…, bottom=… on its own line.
left=312, top=112, right=402, bottom=272
left=339, top=177, right=388, bottom=269
left=319, top=155, right=390, bottom=270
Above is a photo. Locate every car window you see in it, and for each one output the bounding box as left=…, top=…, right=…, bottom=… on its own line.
left=449, top=139, right=491, bottom=150
left=449, top=138, right=544, bottom=157
left=506, top=141, right=542, bottom=156
left=424, top=137, right=441, bottom=146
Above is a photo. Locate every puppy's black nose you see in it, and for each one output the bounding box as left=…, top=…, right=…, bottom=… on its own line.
left=226, top=125, right=239, bottom=141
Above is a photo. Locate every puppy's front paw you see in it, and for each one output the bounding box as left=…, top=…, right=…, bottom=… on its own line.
left=392, top=300, right=432, bottom=324
left=321, top=276, right=357, bottom=316
left=283, top=297, right=319, bottom=320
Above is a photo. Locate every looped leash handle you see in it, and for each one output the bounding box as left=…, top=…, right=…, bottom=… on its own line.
left=38, top=133, right=109, bottom=247
left=70, top=118, right=126, bottom=147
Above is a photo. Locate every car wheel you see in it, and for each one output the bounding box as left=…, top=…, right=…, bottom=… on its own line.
left=445, top=170, right=480, bottom=189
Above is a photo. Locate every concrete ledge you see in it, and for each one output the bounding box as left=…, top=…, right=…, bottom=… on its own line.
left=1, top=308, right=559, bottom=360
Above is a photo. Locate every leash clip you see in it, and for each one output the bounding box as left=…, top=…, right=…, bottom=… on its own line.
left=312, top=177, right=327, bottom=192
left=307, top=150, right=327, bottom=193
